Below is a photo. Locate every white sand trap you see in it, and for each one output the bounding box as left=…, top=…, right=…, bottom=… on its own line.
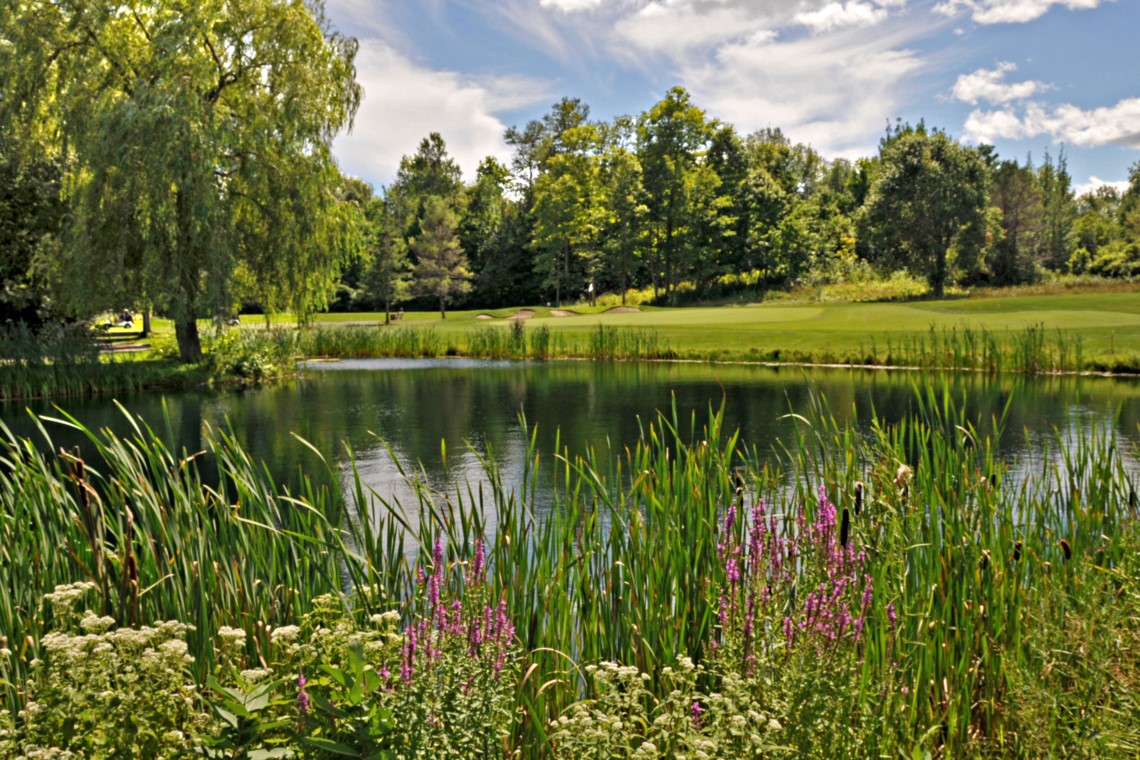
left=603, top=306, right=640, bottom=313
left=509, top=309, right=536, bottom=320
left=476, top=313, right=495, bottom=319
left=550, top=309, right=577, bottom=317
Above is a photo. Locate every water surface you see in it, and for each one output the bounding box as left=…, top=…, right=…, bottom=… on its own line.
left=3, top=360, right=1138, bottom=520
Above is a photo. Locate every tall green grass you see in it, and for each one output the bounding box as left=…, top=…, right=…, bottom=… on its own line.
left=0, top=324, right=157, bottom=402
left=292, top=323, right=675, bottom=362
left=865, top=322, right=1085, bottom=374
left=1, top=387, right=1137, bottom=754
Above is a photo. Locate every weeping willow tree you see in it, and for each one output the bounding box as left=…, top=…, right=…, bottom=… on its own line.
left=0, top=0, right=362, bottom=361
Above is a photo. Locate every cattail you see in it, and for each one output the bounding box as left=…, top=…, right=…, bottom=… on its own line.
left=853, top=481, right=864, bottom=515
left=979, top=550, right=990, bottom=570
left=1059, top=539, right=1071, bottom=560
left=839, top=506, right=850, bottom=549
left=1012, top=540, right=1022, bottom=563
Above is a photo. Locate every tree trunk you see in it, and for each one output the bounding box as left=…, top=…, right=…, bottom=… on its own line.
left=931, top=247, right=947, bottom=299
left=141, top=310, right=152, bottom=337
left=385, top=296, right=391, bottom=326
left=439, top=294, right=446, bottom=319
left=174, top=314, right=202, bottom=363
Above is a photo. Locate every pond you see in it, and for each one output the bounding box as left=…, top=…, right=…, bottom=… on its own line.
left=3, top=360, right=1139, bottom=518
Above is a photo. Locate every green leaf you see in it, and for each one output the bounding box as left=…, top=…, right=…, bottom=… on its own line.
left=301, top=737, right=359, bottom=756
left=311, top=691, right=349, bottom=719
left=321, top=663, right=348, bottom=688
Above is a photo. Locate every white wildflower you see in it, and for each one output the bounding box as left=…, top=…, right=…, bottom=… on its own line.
left=270, top=625, right=300, bottom=644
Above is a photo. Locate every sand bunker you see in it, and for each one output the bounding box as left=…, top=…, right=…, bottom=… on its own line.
left=550, top=309, right=577, bottom=317
left=603, top=306, right=641, bottom=313
left=508, top=309, right=536, bottom=320
left=475, top=313, right=494, bottom=319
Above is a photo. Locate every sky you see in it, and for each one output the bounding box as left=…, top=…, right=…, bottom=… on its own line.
left=324, top=0, right=1139, bottom=197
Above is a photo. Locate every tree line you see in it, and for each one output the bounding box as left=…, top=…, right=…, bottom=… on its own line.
left=3, top=2, right=1139, bottom=362
left=357, top=92, right=1140, bottom=318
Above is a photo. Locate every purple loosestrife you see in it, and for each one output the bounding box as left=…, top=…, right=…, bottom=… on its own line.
left=401, top=627, right=417, bottom=684
left=297, top=672, right=310, bottom=713
left=469, top=538, right=486, bottom=588
left=691, top=700, right=703, bottom=728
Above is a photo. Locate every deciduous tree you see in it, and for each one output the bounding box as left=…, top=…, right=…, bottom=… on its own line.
left=862, top=124, right=989, bottom=297
left=2, top=0, right=361, bottom=360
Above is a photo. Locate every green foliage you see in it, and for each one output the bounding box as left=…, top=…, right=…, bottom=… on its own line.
left=3, top=0, right=362, bottom=361
left=550, top=659, right=785, bottom=759
left=203, top=328, right=290, bottom=382
left=411, top=196, right=472, bottom=318
left=862, top=123, right=991, bottom=297
left=1, top=385, right=1139, bottom=756
left=15, top=588, right=210, bottom=758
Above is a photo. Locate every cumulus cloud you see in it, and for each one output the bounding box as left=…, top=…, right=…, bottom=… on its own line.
left=951, top=62, right=1049, bottom=105
left=934, top=0, right=1109, bottom=25
left=1073, top=176, right=1130, bottom=197
left=333, top=41, right=551, bottom=187
left=962, top=97, right=1140, bottom=147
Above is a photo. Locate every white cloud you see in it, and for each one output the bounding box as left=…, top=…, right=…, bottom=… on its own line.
left=963, top=97, right=1140, bottom=148
left=795, top=2, right=890, bottom=33
left=951, top=62, right=1049, bottom=105
left=1073, top=176, right=1130, bottom=197
left=333, top=40, right=552, bottom=187
left=934, top=0, right=1109, bottom=25
left=614, top=2, right=770, bottom=61
left=539, top=0, right=606, bottom=11
left=681, top=22, right=925, bottom=157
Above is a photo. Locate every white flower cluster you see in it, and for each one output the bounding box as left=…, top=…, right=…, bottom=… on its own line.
left=269, top=625, right=301, bottom=644
left=43, top=582, right=96, bottom=614
left=79, top=613, right=116, bottom=634
left=240, top=668, right=271, bottom=683
left=217, top=625, right=246, bottom=646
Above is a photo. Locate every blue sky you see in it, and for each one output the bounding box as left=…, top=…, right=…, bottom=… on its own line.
left=326, top=0, right=1139, bottom=196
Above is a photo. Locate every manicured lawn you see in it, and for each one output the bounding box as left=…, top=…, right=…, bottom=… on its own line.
left=303, top=290, right=1140, bottom=364
left=109, top=287, right=1140, bottom=370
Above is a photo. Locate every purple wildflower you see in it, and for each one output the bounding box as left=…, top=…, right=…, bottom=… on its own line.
left=297, top=672, right=310, bottom=713
left=691, top=700, right=703, bottom=728
left=887, top=603, right=897, bottom=630
left=470, top=539, right=486, bottom=587
left=401, top=626, right=417, bottom=684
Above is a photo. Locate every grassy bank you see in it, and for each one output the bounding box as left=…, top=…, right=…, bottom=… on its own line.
left=1, top=387, right=1137, bottom=756
left=296, top=288, right=1140, bottom=372
left=4, top=287, right=1138, bottom=404
left=0, top=325, right=291, bottom=403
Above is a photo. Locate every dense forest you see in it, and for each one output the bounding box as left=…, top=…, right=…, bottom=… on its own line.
left=3, top=1, right=1139, bottom=360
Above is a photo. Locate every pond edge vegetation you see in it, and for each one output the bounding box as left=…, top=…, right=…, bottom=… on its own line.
left=1, top=385, right=1138, bottom=756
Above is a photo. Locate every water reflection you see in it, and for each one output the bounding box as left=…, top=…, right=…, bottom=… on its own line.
left=2, top=361, right=1138, bottom=528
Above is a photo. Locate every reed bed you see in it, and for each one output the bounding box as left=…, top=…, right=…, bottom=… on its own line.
left=865, top=322, right=1085, bottom=374
left=0, top=324, right=157, bottom=402
left=292, top=323, right=675, bottom=362
left=1, top=387, right=1137, bottom=755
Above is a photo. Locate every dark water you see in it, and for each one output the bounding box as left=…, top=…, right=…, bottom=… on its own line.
left=3, top=360, right=1139, bottom=515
